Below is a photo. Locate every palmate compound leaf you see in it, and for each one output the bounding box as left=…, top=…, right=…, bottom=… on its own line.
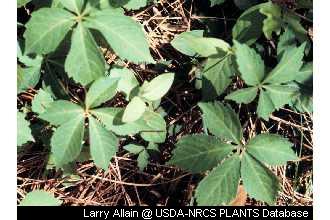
left=167, top=134, right=235, bottom=173
left=198, top=102, right=243, bottom=144
left=257, top=85, right=299, bottom=120
left=19, top=190, right=61, bottom=206
left=59, top=0, right=85, bottom=14
left=263, top=43, right=306, bottom=84
left=31, top=89, right=54, bottom=114
left=88, top=116, right=118, bottom=170
left=241, top=152, right=280, bottom=205
left=50, top=114, right=85, bottom=167
left=246, top=134, right=298, bottom=165
left=65, top=23, right=106, bottom=86
left=234, top=41, right=265, bottom=86
left=202, top=54, right=234, bottom=101
left=259, top=2, right=282, bottom=39
left=85, top=76, right=119, bottom=109
left=84, top=9, right=154, bottom=63
left=39, top=100, right=85, bottom=126
left=17, top=112, right=34, bottom=147
left=171, top=30, right=204, bottom=56
left=24, top=8, right=76, bottom=55
left=195, top=155, right=241, bottom=205
left=139, top=73, right=175, bottom=101
left=122, top=96, right=146, bottom=123
left=225, top=87, right=258, bottom=104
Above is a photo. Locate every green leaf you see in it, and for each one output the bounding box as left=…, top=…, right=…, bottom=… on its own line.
left=209, top=0, right=225, bottom=7
left=51, top=115, right=85, bottom=167
left=90, top=108, right=145, bottom=135
left=264, top=85, right=299, bottom=108
left=167, top=134, right=234, bottom=173
left=59, top=0, right=84, bottom=14
left=291, top=92, right=313, bottom=113
left=259, top=2, right=282, bottom=39
left=124, top=0, right=150, bottom=10
left=234, top=41, right=265, bottom=86
left=110, top=68, right=139, bottom=99
left=137, top=149, right=149, bottom=171
left=85, top=0, right=124, bottom=12
left=295, top=62, right=313, bottom=85
left=19, top=190, right=61, bottom=206
left=256, top=89, right=274, bottom=120
left=24, top=8, right=75, bottom=54
left=17, top=64, right=41, bottom=94
left=171, top=30, right=204, bottom=56
left=18, top=0, right=32, bottom=7
left=246, top=134, right=298, bottom=165
left=202, top=55, right=234, bottom=101
left=17, top=112, right=34, bottom=146
left=140, top=111, right=167, bottom=143
left=277, top=27, right=296, bottom=58
left=140, top=73, right=174, bottom=101
left=91, top=108, right=166, bottom=142
left=32, top=89, right=54, bottom=114
left=122, top=96, right=146, bottom=122
left=284, top=13, right=308, bottom=42
left=39, top=100, right=85, bottom=126
left=147, top=142, right=159, bottom=152
left=65, top=23, right=106, bottom=86
left=225, top=87, right=258, bottom=104
left=186, top=37, right=231, bottom=58
left=17, top=41, right=44, bottom=66
left=89, top=116, right=118, bottom=170
left=241, top=152, right=280, bottom=205
left=85, top=9, right=154, bottom=63
left=198, top=102, right=243, bottom=144
left=232, top=3, right=266, bottom=45
left=257, top=85, right=298, bottom=120
left=263, top=43, right=306, bottom=84
left=124, top=144, right=145, bottom=154
left=85, top=76, right=118, bottom=109
left=195, top=155, right=241, bottom=205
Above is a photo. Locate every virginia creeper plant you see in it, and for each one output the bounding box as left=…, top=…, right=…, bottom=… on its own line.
left=17, top=0, right=312, bottom=206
